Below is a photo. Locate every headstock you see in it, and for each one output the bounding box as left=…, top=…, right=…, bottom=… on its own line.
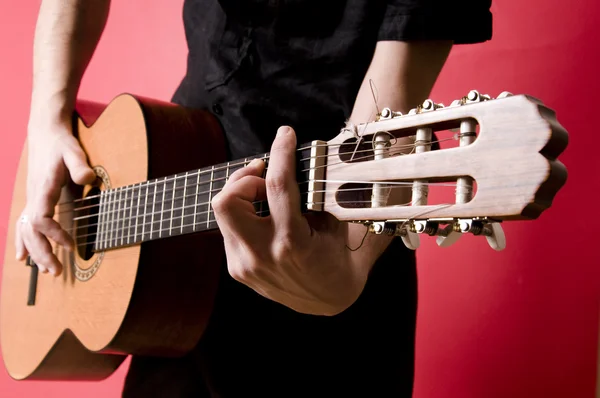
left=308, top=90, right=568, bottom=251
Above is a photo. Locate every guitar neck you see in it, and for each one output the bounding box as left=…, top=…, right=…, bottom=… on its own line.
left=92, top=144, right=316, bottom=251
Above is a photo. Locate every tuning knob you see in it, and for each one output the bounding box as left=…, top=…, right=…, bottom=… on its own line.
left=483, top=223, right=506, bottom=251
left=436, top=224, right=462, bottom=248
left=401, top=229, right=420, bottom=250
left=497, top=91, right=513, bottom=99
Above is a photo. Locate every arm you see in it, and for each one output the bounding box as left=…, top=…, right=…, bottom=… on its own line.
left=345, top=40, right=453, bottom=279
left=30, top=0, right=110, bottom=125
left=16, top=0, right=111, bottom=275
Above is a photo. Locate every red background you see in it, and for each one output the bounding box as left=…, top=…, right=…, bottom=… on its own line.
left=0, top=1, right=598, bottom=397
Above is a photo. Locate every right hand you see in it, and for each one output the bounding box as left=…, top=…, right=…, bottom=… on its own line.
left=15, top=118, right=96, bottom=276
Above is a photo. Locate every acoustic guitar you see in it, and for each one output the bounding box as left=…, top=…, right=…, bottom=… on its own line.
left=0, top=90, right=568, bottom=381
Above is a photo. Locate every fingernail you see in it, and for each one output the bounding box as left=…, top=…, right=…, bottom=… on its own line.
left=277, top=126, right=292, bottom=137
left=16, top=252, right=22, bottom=261
left=249, top=159, right=263, bottom=167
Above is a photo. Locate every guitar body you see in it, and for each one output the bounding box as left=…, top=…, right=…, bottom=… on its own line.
left=0, top=94, right=226, bottom=380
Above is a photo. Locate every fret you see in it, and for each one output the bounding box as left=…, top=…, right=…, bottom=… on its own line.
left=159, top=177, right=167, bottom=238
left=127, top=183, right=136, bottom=245
left=96, top=191, right=106, bottom=251
left=172, top=174, right=186, bottom=234
left=162, top=175, right=175, bottom=237
left=181, top=172, right=187, bottom=234
left=121, top=187, right=128, bottom=246
left=140, top=182, right=148, bottom=240
left=192, top=169, right=200, bottom=231
left=105, top=189, right=113, bottom=249
left=140, top=182, right=150, bottom=242
left=112, top=188, right=120, bottom=248
left=134, top=182, right=143, bottom=243
left=207, top=166, right=215, bottom=228
left=152, top=178, right=163, bottom=239
left=181, top=172, right=195, bottom=234
left=142, top=182, right=154, bottom=241
left=111, top=189, right=119, bottom=248
left=169, top=174, right=177, bottom=236
left=115, top=187, right=123, bottom=247
left=150, top=180, right=157, bottom=240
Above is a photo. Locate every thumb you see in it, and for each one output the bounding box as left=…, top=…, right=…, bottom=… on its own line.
left=62, top=136, right=96, bottom=185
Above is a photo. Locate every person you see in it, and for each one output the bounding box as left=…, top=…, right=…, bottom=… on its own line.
left=16, top=0, right=492, bottom=396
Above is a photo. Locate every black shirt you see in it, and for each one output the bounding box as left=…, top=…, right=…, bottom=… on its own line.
left=123, top=1, right=492, bottom=397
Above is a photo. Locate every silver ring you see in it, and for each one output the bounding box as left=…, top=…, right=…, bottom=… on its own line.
left=20, top=215, right=29, bottom=224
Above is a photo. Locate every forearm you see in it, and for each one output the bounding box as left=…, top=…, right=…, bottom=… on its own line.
left=29, top=0, right=111, bottom=127
left=346, top=40, right=453, bottom=271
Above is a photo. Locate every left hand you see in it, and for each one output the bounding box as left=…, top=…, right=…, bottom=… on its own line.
left=211, top=126, right=369, bottom=315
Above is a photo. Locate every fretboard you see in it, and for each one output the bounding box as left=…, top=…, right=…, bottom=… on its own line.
left=92, top=145, right=315, bottom=251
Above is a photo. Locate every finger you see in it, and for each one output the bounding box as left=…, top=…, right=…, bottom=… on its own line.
left=31, top=215, right=74, bottom=251
left=20, top=226, right=47, bottom=273
left=62, top=136, right=96, bottom=185
left=15, top=218, right=28, bottom=261
left=22, top=226, right=62, bottom=276
left=212, top=174, right=267, bottom=229
left=224, top=158, right=265, bottom=187
left=265, top=126, right=302, bottom=232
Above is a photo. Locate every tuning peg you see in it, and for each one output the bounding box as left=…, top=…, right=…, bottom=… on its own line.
left=421, top=99, right=445, bottom=112
left=368, top=221, right=421, bottom=250
left=379, top=107, right=403, bottom=120
left=401, top=229, right=420, bottom=250
left=436, top=224, right=462, bottom=248
left=457, top=219, right=507, bottom=251
left=483, top=223, right=506, bottom=251
left=497, top=91, right=513, bottom=99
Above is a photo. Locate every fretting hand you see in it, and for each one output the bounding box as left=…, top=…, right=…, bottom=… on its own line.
left=211, top=126, right=369, bottom=316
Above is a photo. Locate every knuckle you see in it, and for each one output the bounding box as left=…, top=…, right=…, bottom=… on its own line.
left=265, top=173, right=287, bottom=195
left=210, top=193, right=228, bottom=213
left=30, top=214, right=46, bottom=229
left=228, top=261, right=256, bottom=283
left=273, top=232, right=295, bottom=259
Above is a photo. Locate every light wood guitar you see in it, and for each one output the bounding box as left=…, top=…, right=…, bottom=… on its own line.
left=0, top=90, right=568, bottom=381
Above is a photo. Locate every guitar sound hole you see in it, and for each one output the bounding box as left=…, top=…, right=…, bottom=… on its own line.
left=75, top=187, right=101, bottom=260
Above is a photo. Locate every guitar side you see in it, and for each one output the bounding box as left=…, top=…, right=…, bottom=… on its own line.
left=0, top=94, right=226, bottom=380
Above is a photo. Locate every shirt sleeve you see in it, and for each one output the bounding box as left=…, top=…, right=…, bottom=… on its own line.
left=378, top=0, right=493, bottom=44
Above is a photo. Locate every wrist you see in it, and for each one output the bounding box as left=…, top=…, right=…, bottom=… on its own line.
left=28, top=88, right=76, bottom=131
left=28, top=105, right=74, bottom=137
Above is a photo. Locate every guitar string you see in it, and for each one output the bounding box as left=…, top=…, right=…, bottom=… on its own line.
left=69, top=177, right=456, bottom=225
left=73, top=197, right=418, bottom=245
left=74, top=200, right=463, bottom=251
left=77, top=178, right=469, bottom=249
left=55, top=134, right=457, bottom=216
left=58, top=132, right=462, bottom=244
left=67, top=180, right=457, bottom=231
